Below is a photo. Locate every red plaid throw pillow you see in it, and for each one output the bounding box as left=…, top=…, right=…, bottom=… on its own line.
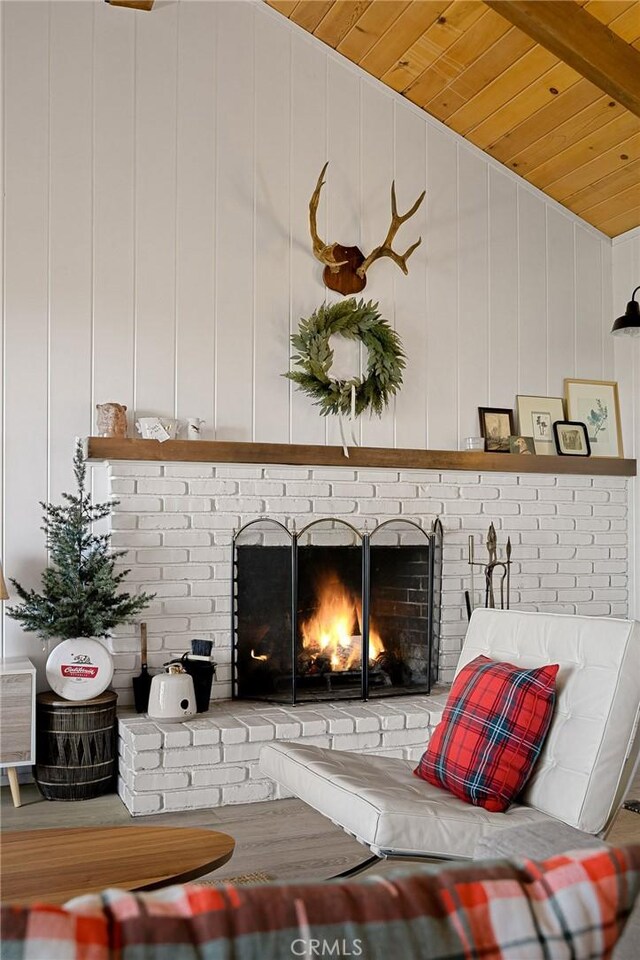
left=415, top=655, right=558, bottom=811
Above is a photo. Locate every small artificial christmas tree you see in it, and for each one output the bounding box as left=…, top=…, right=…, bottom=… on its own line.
left=8, top=441, right=153, bottom=640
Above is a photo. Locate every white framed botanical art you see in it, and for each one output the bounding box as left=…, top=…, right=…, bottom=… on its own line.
left=516, top=395, right=565, bottom=455
left=565, top=379, right=623, bottom=458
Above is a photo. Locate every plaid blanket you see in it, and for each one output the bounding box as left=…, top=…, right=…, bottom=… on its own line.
left=2, top=845, right=639, bottom=960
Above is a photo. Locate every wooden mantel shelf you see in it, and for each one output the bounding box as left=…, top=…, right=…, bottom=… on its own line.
left=86, top=438, right=636, bottom=477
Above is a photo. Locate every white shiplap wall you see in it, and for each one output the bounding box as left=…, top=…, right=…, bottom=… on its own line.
left=1, top=0, right=620, bottom=666
left=612, top=228, right=640, bottom=619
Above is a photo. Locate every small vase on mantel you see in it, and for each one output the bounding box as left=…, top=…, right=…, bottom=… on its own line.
left=96, top=402, right=128, bottom=438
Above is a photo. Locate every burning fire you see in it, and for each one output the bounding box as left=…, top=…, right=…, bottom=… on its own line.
left=301, top=573, right=383, bottom=671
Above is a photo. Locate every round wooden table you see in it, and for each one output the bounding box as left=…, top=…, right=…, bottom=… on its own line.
left=1, top=826, right=235, bottom=904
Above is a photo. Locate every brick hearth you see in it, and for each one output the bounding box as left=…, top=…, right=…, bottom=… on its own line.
left=118, top=694, right=447, bottom=816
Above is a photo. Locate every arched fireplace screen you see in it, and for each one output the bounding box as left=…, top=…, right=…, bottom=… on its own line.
left=232, top=517, right=443, bottom=704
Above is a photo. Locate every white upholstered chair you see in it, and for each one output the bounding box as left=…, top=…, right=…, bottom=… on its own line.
left=260, top=609, right=640, bottom=870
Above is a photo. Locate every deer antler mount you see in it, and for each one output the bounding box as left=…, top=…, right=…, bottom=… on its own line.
left=309, top=162, right=426, bottom=295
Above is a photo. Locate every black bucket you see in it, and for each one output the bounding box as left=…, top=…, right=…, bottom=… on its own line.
left=180, top=655, right=216, bottom=713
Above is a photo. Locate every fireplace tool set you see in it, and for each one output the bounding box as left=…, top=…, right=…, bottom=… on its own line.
left=466, top=523, right=512, bottom=619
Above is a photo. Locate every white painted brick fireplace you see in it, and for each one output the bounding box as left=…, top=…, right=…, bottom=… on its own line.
left=108, top=458, right=629, bottom=815
left=107, top=460, right=629, bottom=699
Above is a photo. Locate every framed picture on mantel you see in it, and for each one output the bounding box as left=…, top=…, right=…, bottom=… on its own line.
left=516, top=395, right=565, bottom=456
left=565, top=379, right=623, bottom=458
left=478, top=407, right=515, bottom=453
left=553, top=421, right=591, bottom=457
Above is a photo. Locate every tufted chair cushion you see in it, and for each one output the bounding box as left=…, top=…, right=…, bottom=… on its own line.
left=457, top=609, right=640, bottom=834
left=260, top=741, right=550, bottom=858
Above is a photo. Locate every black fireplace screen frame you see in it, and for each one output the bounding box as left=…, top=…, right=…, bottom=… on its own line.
left=231, top=516, right=443, bottom=705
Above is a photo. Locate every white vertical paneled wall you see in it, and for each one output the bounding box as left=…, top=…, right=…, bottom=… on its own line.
left=612, top=228, right=640, bottom=619
left=3, top=2, right=51, bottom=669
left=1, top=0, right=622, bottom=664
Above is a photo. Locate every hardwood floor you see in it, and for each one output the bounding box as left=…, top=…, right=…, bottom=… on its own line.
left=2, top=775, right=638, bottom=886
left=0, top=785, right=379, bottom=883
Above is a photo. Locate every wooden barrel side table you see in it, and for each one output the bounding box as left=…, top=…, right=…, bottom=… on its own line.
left=34, top=690, right=118, bottom=801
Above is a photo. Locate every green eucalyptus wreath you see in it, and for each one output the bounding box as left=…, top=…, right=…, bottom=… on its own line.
left=284, top=298, right=405, bottom=417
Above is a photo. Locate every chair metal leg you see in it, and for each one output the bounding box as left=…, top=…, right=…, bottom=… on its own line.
left=328, top=854, right=382, bottom=880
left=327, top=849, right=461, bottom=880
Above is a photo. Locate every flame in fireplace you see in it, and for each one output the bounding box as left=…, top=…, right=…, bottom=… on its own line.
left=301, top=573, right=383, bottom=671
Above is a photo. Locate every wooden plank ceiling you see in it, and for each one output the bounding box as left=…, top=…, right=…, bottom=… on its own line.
left=266, top=0, right=640, bottom=237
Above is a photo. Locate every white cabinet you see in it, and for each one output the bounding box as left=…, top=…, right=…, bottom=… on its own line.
left=0, top=657, right=36, bottom=807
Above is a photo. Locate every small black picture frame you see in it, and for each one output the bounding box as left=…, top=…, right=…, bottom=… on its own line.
left=553, top=420, right=591, bottom=457
left=478, top=407, right=515, bottom=454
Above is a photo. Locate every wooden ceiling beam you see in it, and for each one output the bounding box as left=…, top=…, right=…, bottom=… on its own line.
left=105, top=0, right=154, bottom=9
left=484, top=1, right=640, bottom=118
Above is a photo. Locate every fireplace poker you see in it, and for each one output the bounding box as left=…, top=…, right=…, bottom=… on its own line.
left=496, top=562, right=507, bottom=611
left=506, top=537, right=512, bottom=609
left=486, top=524, right=498, bottom=608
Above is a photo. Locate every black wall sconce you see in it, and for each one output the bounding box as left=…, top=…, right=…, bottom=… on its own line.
left=612, top=285, right=640, bottom=338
